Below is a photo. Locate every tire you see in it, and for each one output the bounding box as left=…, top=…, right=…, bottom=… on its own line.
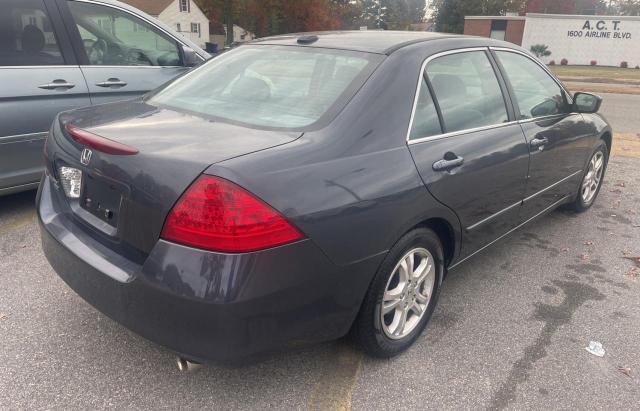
left=352, top=228, right=444, bottom=358
left=571, top=140, right=608, bottom=212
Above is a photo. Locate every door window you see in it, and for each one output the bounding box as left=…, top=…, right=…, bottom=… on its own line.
left=67, top=1, right=182, bottom=67
left=425, top=51, right=508, bottom=133
left=409, top=78, right=442, bottom=140
left=495, top=51, right=569, bottom=119
left=0, top=0, right=64, bottom=66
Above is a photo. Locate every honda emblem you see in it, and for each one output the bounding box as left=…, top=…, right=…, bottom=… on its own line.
left=80, top=148, right=92, bottom=166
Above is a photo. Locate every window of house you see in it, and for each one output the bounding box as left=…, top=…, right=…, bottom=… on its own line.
left=490, top=20, right=507, bottom=41
left=179, top=0, right=190, bottom=12
left=0, top=0, right=64, bottom=66
left=191, top=22, right=200, bottom=37
left=176, top=23, right=181, bottom=32
left=425, top=51, right=508, bottom=133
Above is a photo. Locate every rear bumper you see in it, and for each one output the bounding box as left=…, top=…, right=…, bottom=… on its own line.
left=37, top=175, right=381, bottom=363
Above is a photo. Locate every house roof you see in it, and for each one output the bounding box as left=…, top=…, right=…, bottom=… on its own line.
left=118, top=0, right=174, bottom=16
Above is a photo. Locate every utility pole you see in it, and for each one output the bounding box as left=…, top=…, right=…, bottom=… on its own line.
left=224, top=0, right=233, bottom=46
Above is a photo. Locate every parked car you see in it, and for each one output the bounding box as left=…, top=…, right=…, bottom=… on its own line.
left=0, top=0, right=208, bottom=196
left=37, top=31, right=611, bottom=363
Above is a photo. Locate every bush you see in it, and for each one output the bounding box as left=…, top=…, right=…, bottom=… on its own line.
left=549, top=60, right=556, bottom=66
left=590, top=60, right=597, bottom=66
left=620, top=61, right=628, bottom=68
left=636, top=65, right=640, bottom=69
left=560, top=58, right=568, bottom=66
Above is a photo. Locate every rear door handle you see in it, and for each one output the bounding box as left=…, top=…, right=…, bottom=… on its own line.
left=432, top=154, right=464, bottom=171
left=530, top=137, right=549, bottom=149
left=38, top=79, right=75, bottom=90
left=96, top=78, right=128, bottom=88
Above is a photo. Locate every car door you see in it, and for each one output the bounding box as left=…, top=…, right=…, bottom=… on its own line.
left=492, top=49, right=590, bottom=220
left=0, top=0, right=91, bottom=194
left=407, top=48, right=530, bottom=259
left=59, top=0, right=190, bottom=105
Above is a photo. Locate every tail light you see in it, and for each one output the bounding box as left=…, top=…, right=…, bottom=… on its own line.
left=161, top=175, right=304, bottom=253
left=65, top=124, right=138, bottom=155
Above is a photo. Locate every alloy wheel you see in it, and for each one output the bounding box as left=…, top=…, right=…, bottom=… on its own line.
left=581, top=151, right=604, bottom=204
left=381, top=248, right=436, bottom=340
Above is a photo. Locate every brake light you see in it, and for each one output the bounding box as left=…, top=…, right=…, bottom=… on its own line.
left=161, top=175, right=304, bottom=253
left=64, top=124, right=138, bottom=155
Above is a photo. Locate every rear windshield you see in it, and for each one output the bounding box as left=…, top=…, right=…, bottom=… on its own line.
left=148, top=45, right=382, bottom=129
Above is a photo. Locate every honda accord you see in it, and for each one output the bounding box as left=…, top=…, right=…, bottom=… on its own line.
left=38, top=31, right=611, bottom=362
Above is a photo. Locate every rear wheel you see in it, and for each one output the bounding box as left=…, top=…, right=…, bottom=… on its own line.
left=353, top=228, right=444, bottom=357
left=571, top=141, right=608, bottom=212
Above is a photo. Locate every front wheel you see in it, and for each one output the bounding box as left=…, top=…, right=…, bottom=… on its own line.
left=571, top=140, right=608, bottom=212
left=352, top=228, right=444, bottom=357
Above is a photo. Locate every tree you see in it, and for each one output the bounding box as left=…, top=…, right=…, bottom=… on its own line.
left=434, top=0, right=526, bottom=34
left=530, top=44, right=551, bottom=58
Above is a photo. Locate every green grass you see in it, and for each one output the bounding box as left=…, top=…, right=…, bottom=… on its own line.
left=549, top=65, right=640, bottom=81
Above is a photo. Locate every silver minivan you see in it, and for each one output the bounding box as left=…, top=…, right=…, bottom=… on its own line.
left=0, top=0, right=209, bottom=195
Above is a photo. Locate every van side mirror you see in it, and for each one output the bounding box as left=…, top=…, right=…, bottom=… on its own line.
left=573, top=92, right=602, bottom=114
left=182, top=46, right=202, bottom=67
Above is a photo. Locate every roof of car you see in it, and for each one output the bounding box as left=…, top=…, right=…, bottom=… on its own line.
left=250, top=31, right=463, bottom=55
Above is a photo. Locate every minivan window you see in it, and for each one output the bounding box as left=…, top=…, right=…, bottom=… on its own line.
left=149, top=46, right=381, bottom=129
left=495, top=51, right=568, bottom=119
left=426, top=51, right=508, bottom=133
left=0, top=0, right=64, bottom=66
left=67, top=1, right=181, bottom=67
left=409, top=77, right=442, bottom=140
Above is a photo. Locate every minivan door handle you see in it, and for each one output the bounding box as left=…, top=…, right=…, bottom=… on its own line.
left=432, top=154, right=464, bottom=171
left=95, top=78, right=128, bottom=88
left=530, top=137, right=549, bottom=150
left=38, top=79, right=75, bottom=90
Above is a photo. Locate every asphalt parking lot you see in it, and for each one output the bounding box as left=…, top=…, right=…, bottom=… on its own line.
left=1, top=94, right=639, bottom=410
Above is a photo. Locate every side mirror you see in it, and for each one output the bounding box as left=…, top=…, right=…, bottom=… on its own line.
left=573, top=92, right=602, bottom=114
left=182, top=46, right=202, bottom=67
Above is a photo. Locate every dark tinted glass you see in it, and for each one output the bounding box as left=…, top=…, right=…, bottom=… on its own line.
left=0, top=0, right=64, bottom=66
left=409, top=78, right=442, bottom=140
left=496, top=51, right=568, bottom=119
left=426, top=51, right=508, bottom=133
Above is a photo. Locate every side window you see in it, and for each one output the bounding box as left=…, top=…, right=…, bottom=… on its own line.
left=426, top=51, right=508, bottom=133
left=67, top=1, right=182, bottom=67
left=409, top=78, right=442, bottom=140
left=0, top=0, right=64, bottom=66
left=495, top=51, right=568, bottom=119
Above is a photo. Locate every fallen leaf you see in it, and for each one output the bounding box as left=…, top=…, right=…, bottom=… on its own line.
left=560, top=246, right=569, bottom=252
left=626, top=268, right=639, bottom=278
left=0, top=313, right=6, bottom=321
left=615, top=182, right=626, bottom=187
left=623, top=256, right=640, bottom=268
left=609, top=189, right=623, bottom=194
left=627, top=209, right=637, bottom=215
left=618, top=366, right=633, bottom=377
left=584, top=240, right=594, bottom=246
left=581, top=254, right=590, bottom=261
left=623, top=249, right=632, bottom=256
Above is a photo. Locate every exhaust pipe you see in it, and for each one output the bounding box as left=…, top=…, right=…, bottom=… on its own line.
left=176, top=357, right=202, bottom=372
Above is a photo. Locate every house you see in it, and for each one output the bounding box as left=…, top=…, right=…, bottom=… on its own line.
left=120, top=0, right=210, bottom=48
left=209, top=21, right=255, bottom=50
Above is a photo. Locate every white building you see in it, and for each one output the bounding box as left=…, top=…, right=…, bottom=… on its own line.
left=121, top=0, right=210, bottom=48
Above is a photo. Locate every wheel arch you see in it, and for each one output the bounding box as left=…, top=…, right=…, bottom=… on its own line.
left=600, top=131, right=612, bottom=156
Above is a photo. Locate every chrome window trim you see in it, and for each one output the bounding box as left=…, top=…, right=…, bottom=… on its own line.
left=406, top=47, right=512, bottom=145
left=489, top=46, right=575, bottom=108
left=0, top=65, right=74, bottom=69
left=79, top=65, right=185, bottom=69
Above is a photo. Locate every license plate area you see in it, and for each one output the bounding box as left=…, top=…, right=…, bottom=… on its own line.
left=80, top=174, right=124, bottom=228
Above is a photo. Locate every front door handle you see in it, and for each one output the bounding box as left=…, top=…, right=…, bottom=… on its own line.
left=38, top=79, right=75, bottom=90
left=432, top=154, right=464, bottom=171
left=95, top=78, right=128, bottom=88
left=530, top=137, right=549, bottom=150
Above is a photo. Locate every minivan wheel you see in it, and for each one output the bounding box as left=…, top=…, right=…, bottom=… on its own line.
left=352, top=228, right=444, bottom=357
left=571, top=140, right=608, bottom=212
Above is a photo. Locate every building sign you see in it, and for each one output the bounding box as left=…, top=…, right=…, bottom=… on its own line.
left=567, top=20, right=632, bottom=40
left=521, top=14, right=640, bottom=67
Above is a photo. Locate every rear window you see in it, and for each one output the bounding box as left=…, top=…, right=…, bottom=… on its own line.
left=148, top=45, right=381, bottom=129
